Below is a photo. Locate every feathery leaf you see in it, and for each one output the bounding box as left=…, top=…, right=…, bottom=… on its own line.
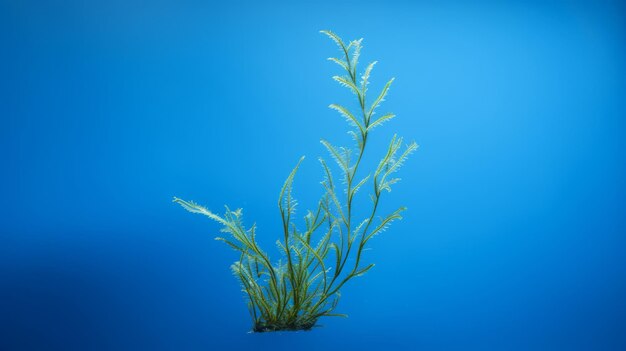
left=367, top=77, right=395, bottom=121
left=367, top=113, right=396, bottom=131
left=329, top=104, right=365, bottom=134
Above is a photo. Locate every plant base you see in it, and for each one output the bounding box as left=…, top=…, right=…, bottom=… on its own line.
left=252, top=321, right=317, bottom=333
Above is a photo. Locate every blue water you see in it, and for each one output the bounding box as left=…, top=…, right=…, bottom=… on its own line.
left=2, top=1, right=625, bottom=350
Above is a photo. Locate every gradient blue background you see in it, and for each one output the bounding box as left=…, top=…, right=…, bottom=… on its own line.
left=2, top=0, right=625, bottom=350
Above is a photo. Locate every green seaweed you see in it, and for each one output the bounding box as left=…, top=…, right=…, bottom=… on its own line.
left=174, top=30, right=418, bottom=332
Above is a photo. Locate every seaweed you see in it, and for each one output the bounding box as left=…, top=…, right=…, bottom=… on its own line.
left=173, top=30, right=418, bottom=332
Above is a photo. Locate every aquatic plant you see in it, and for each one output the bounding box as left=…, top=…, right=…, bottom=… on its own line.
left=174, top=30, right=417, bottom=332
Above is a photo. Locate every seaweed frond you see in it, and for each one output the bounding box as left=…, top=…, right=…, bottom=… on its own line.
left=174, top=30, right=418, bottom=332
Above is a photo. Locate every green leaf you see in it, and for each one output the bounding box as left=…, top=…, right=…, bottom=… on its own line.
left=320, top=30, right=348, bottom=52
left=354, top=263, right=375, bottom=277
left=349, top=175, right=370, bottom=202
left=374, top=134, right=400, bottom=180
left=363, top=207, right=406, bottom=243
left=333, top=75, right=361, bottom=97
left=324, top=313, right=349, bottom=318
left=360, top=61, right=377, bottom=93
left=367, top=78, right=395, bottom=121
left=378, top=141, right=418, bottom=189
left=173, top=197, right=228, bottom=226
left=320, top=139, right=349, bottom=173
left=321, top=180, right=347, bottom=226
left=348, top=130, right=363, bottom=150
left=215, top=237, right=245, bottom=252
left=318, top=158, right=335, bottom=190
left=278, top=156, right=305, bottom=210
left=330, top=243, right=342, bottom=276
left=328, top=57, right=349, bottom=72
left=350, top=38, right=363, bottom=78
left=351, top=218, right=370, bottom=241
left=367, top=113, right=395, bottom=131
left=329, top=104, right=365, bottom=134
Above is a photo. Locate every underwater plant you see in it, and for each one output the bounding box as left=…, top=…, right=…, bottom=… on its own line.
left=174, top=30, right=417, bottom=332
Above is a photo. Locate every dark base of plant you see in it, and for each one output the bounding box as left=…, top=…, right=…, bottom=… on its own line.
left=252, top=321, right=317, bottom=332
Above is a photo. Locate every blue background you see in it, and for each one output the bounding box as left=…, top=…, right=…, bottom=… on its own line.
left=2, top=0, right=625, bottom=350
